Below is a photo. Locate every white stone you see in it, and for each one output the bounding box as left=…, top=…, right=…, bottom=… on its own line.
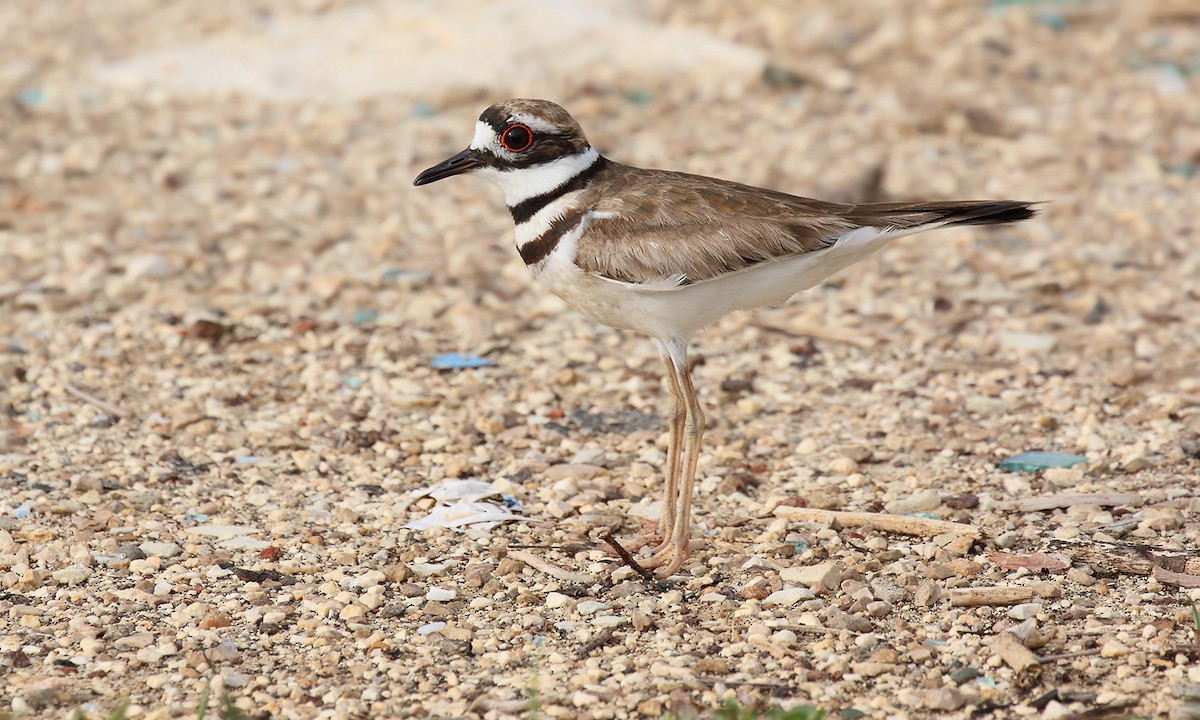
left=425, top=587, right=456, bottom=601
left=51, top=566, right=91, bottom=586
left=545, top=592, right=572, bottom=609
left=124, top=254, right=170, bottom=280
left=781, top=561, right=841, bottom=590
left=576, top=600, right=609, bottom=615
left=763, top=587, right=814, bottom=607
left=139, top=542, right=181, bottom=558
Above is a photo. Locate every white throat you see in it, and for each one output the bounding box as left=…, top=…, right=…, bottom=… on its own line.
left=475, top=147, right=600, bottom=206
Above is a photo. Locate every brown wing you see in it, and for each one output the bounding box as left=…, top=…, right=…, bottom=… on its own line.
left=576, top=162, right=1034, bottom=285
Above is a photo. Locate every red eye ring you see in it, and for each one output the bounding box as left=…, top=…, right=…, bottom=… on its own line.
left=501, top=124, right=534, bottom=152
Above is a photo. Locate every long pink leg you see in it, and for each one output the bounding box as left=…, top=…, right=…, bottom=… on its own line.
left=644, top=348, right=705, bottom=576
left=624, top=348, right=686, bottom=552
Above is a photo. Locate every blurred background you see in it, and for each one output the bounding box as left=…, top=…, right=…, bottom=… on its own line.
left=1, top=1, right=1199, bottom=716
left=3, top=0, right=1198, bottom=450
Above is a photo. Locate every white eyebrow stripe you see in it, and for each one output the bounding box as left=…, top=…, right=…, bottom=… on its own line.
left=508, top=113, right=561, bottom=134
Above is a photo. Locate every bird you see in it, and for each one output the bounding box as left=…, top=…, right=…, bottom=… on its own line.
left=414, top=98, right=1035, bottom=577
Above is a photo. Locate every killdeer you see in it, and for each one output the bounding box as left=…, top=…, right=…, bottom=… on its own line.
left=414, top=98, right=1035, bottom=577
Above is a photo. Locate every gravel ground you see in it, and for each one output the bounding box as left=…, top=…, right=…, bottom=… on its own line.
left=3, top=1, right=1200, bottom=718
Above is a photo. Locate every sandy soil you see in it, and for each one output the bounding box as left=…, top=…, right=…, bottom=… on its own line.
left=2, top=1, right=1200, bottom=718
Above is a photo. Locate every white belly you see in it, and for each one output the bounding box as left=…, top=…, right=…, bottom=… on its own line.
left=526, top=219, right=913, bottom=342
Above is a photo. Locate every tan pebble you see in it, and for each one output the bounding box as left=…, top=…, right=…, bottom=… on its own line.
left=796, top=438, right=820, bottom=455
left=496, top=557, right=524, bottom=575
left=946, top=559, right=983, bottom=577
left=199, top=614, right=232, bottom=629
left=914, top=582, right=941, bottom=607
left=924, top=687, right=967, bottom=711
left=291, top=450, right=319, bottom=472
left=739, top=580, right=771, bottom=600
left=826, top=456, right=859, bottom=475
left=382, top=563, right=411, bottom=582
left=310, top=275, right=342, bottom=300
left=632, top=612, right=654, bottom=631
left=1066, top=568, right=1095, bottom=586
left=851, top=662, right=892, bottom=677
left=695, top=657, right=729, bottom=674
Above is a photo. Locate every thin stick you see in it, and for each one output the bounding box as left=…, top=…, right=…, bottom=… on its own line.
left=61, top=381, right=127, bottom=418
left=506, top=549, right=595, bottom=584
left=1039, top=648, right=1102, bottom=663
left=773, top=506, right=981, bottom=538
left=1015, top=493, right=1142, bottom=512
left=786, top=624, right=859, bottom=636
left=696, top=678, right=795, bottom=691
left=752, top=319, right=879, bottom=348
left=949, top=586, right=1035, bottom=607
left=577, top=627, right=615, bottom=658
left=601, top=532, right=656, bottom=581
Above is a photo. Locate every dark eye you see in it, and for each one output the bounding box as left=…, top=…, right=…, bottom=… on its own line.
left=501, top=124, right=533, bottom=152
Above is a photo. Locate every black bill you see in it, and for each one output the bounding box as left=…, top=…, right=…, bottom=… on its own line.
left=413, top=149, right=482, bottom=186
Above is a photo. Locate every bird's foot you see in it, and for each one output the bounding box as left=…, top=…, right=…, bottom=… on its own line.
left=615, top=519, right=664, bottom=554
left=639, top=539, right=689, bottom=578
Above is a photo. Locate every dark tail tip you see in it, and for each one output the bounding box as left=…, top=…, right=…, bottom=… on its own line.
left=944, top=201, right=1040, bottom=227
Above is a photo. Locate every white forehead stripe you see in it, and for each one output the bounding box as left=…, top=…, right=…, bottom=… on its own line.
left=468, top=120, right=499, bottom=151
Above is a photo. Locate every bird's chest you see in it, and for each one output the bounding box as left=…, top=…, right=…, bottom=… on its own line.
left=518, top=218, right=645, bottom=333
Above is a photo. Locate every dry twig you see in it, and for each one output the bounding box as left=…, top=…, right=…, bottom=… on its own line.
left=1015, top=492, right=1142, bottom=512
left=61, top=381, right=127, bottom=418
left=773, top=506, right=980, bottom=538
left=949, top=586, right=1036, bottom=607
left=751, top=319, right=879, bottom=348
left=506, top=549, right=595, bottom=584
left=600, top=531, right=656, bottom=581
left=1050, top=539, right=1200, bottom=576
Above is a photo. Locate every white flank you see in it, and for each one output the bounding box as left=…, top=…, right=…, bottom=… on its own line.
left=540, top=221, right=952, bottom=342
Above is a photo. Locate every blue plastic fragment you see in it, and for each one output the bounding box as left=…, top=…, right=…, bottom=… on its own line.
left=998, top=451, right=1087, bottom=472
left=432, top=353, right=494, bottom=370
left=411, top=103, right=437, bottom=118
left=351, top=309, right=379, bottom=325
left=1035, top=10, right=1068, bottom=30
left=12, top=503, right=31, bottom=519
left=624, top=89, right=654, bottom=105
left=1164, top=163, right=1198, bottom=178
left=16, top=88, right=43, bottom=107
left=381, top=268, right=431, bottom=283
left=234, top=456, right=260, bottom=464
left=344, top=376, right=364, bottom=389
left=185, top=512, right=209, bottom=523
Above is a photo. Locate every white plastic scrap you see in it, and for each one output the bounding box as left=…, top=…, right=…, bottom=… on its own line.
left=404, top=479, right=525, bottom=532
